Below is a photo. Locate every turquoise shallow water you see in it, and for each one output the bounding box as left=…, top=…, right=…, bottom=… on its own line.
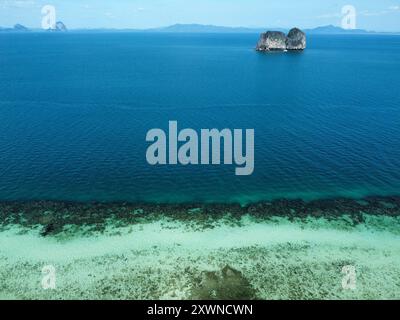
left=0, top=33, right=400, bottom=203
left=1, top=212, right=400, bottom=299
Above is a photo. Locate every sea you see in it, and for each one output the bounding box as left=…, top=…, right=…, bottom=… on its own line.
left=1, top=32, right=400, bottom=300
left=0, top=32, right=400, bottom=204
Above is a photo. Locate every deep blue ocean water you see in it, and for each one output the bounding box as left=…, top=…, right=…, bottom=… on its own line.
left=0, top=32, right=399, bottom=203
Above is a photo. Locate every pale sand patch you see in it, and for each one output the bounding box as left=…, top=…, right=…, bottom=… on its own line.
left=0, top=215, right=399, bottom=300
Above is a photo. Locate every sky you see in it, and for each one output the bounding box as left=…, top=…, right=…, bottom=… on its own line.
left=1, top=0, right=400, bottom=31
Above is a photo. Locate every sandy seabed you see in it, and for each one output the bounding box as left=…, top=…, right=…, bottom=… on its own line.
left=1, top=207, right=400, bottom=300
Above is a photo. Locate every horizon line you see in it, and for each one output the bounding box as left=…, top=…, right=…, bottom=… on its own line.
left=1, top=23, right=400, bottom=34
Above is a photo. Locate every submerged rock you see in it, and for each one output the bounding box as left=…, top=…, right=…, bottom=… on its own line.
left=190, top=265, right=256, bottom=300
left=286, top=28, right=306, bottom=50
left=256, top=27, right=306, bottom=52
left=40, top=223, right=55, bottom=237
left=1, top=196, right=399, bottom=236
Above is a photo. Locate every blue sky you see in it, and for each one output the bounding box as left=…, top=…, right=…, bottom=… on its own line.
left=1, top=0, right=400, bottom=31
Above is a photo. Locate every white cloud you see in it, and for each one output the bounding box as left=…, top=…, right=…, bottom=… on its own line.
left=360, top=10, right=387, bottom=17
left=105, top=12, right=116, bottom=19
left=360, top=5, right=400, bottom=17
left=0, top=0, right=36, bottom=8
left=132, top=7, right=145, bottom=14
left=318, top=4, right=400, bottom=20
left=316, top=13, right=341, bottom=19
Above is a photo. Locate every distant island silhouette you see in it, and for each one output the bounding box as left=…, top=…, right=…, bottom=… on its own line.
left=0, top=22, right=67, bottom=32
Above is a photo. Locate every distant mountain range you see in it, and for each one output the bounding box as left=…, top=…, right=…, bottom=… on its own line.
left=0, top=23, right=397, bottom=35
left=148, top=24, right=271, bottom=33
left=304, top=25, right=372, bottom=34
left=148, top=24, right=376, bottom=34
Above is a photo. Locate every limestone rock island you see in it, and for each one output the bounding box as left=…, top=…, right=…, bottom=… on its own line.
left=256, top=27, right=306, bottom=51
